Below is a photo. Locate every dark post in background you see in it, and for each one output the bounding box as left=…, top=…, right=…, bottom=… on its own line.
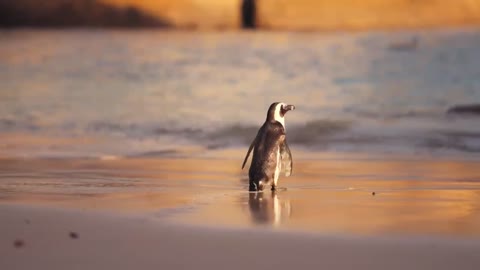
left=241, top=0, right=256, bottom=29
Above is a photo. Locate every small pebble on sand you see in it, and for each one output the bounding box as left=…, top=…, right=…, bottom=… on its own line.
left=372, top=192, right=376, bottom=196
left=69, top=232, right=79, bottom=239
left=13, top=239, right=25, bottom=248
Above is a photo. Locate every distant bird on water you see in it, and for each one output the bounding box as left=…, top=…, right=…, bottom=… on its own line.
left=387, top=36, right=419, bottom=52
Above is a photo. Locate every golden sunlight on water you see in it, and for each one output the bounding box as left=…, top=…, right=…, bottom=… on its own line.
left=2, top=152, right=479, bottom=236
left=176, top=187, right=480, bottom=236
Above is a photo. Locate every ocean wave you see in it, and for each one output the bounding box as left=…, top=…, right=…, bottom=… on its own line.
left=288, top=119, right=352, bottom=144
left=1, top=115, right=480, bottom=158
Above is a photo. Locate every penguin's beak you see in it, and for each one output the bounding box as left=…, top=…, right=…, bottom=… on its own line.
left=281, top=104, right=295, bottom=116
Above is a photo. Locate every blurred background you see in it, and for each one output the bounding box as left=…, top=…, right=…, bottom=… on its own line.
left=1, top=0, right=480, bottom=159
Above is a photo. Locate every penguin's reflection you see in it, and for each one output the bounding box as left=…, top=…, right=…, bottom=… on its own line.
left=248, top=191, right=292, bottom=226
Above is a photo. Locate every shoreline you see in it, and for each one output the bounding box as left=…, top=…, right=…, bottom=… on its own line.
left=1, top=23, right=480, bottom=33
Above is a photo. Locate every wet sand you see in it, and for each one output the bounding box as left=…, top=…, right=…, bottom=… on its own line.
left=1, top=152, right=480, bottom=269
left=1, top=204, right=480, bottom=270
left=1, top=151, right=480, bottom=235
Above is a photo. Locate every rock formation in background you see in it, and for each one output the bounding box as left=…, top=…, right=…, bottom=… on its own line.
left=0, top=0, right=170, bottom=27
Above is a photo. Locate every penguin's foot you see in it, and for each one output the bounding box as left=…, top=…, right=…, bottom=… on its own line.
left=249, top=182, right=263, bottom=192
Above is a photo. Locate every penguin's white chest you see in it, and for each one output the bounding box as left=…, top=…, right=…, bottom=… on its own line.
left=273, top=147, right=281, bottom=186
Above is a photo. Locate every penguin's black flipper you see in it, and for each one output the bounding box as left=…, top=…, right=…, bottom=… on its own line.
left=242, top=133, right=259, bottom=169
left=280, top=140, right=293, bottom=177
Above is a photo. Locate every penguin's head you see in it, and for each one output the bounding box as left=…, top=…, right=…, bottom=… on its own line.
left=266, top=102, right=295, bottom=128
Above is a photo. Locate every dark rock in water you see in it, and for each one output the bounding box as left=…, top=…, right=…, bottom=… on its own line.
left=447, top=104, right=480, bottom=116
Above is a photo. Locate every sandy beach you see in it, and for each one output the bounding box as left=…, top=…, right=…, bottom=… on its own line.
left=2, top=153, right=480, bottom=235
left=1, top=152, right=480, bottom=270
left=1, top=196, right=480, bottom=270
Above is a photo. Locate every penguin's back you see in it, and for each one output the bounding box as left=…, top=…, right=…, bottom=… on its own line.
left=249, top=122, right=285, bottom=182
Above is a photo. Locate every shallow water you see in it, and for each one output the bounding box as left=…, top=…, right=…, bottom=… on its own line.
left=1, top=155, right=480, bottom=237
left=1, top=29, right=480, bottom=159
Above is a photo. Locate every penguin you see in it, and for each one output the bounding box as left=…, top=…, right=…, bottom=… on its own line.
left=242, top=102, right=295, bottom=191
